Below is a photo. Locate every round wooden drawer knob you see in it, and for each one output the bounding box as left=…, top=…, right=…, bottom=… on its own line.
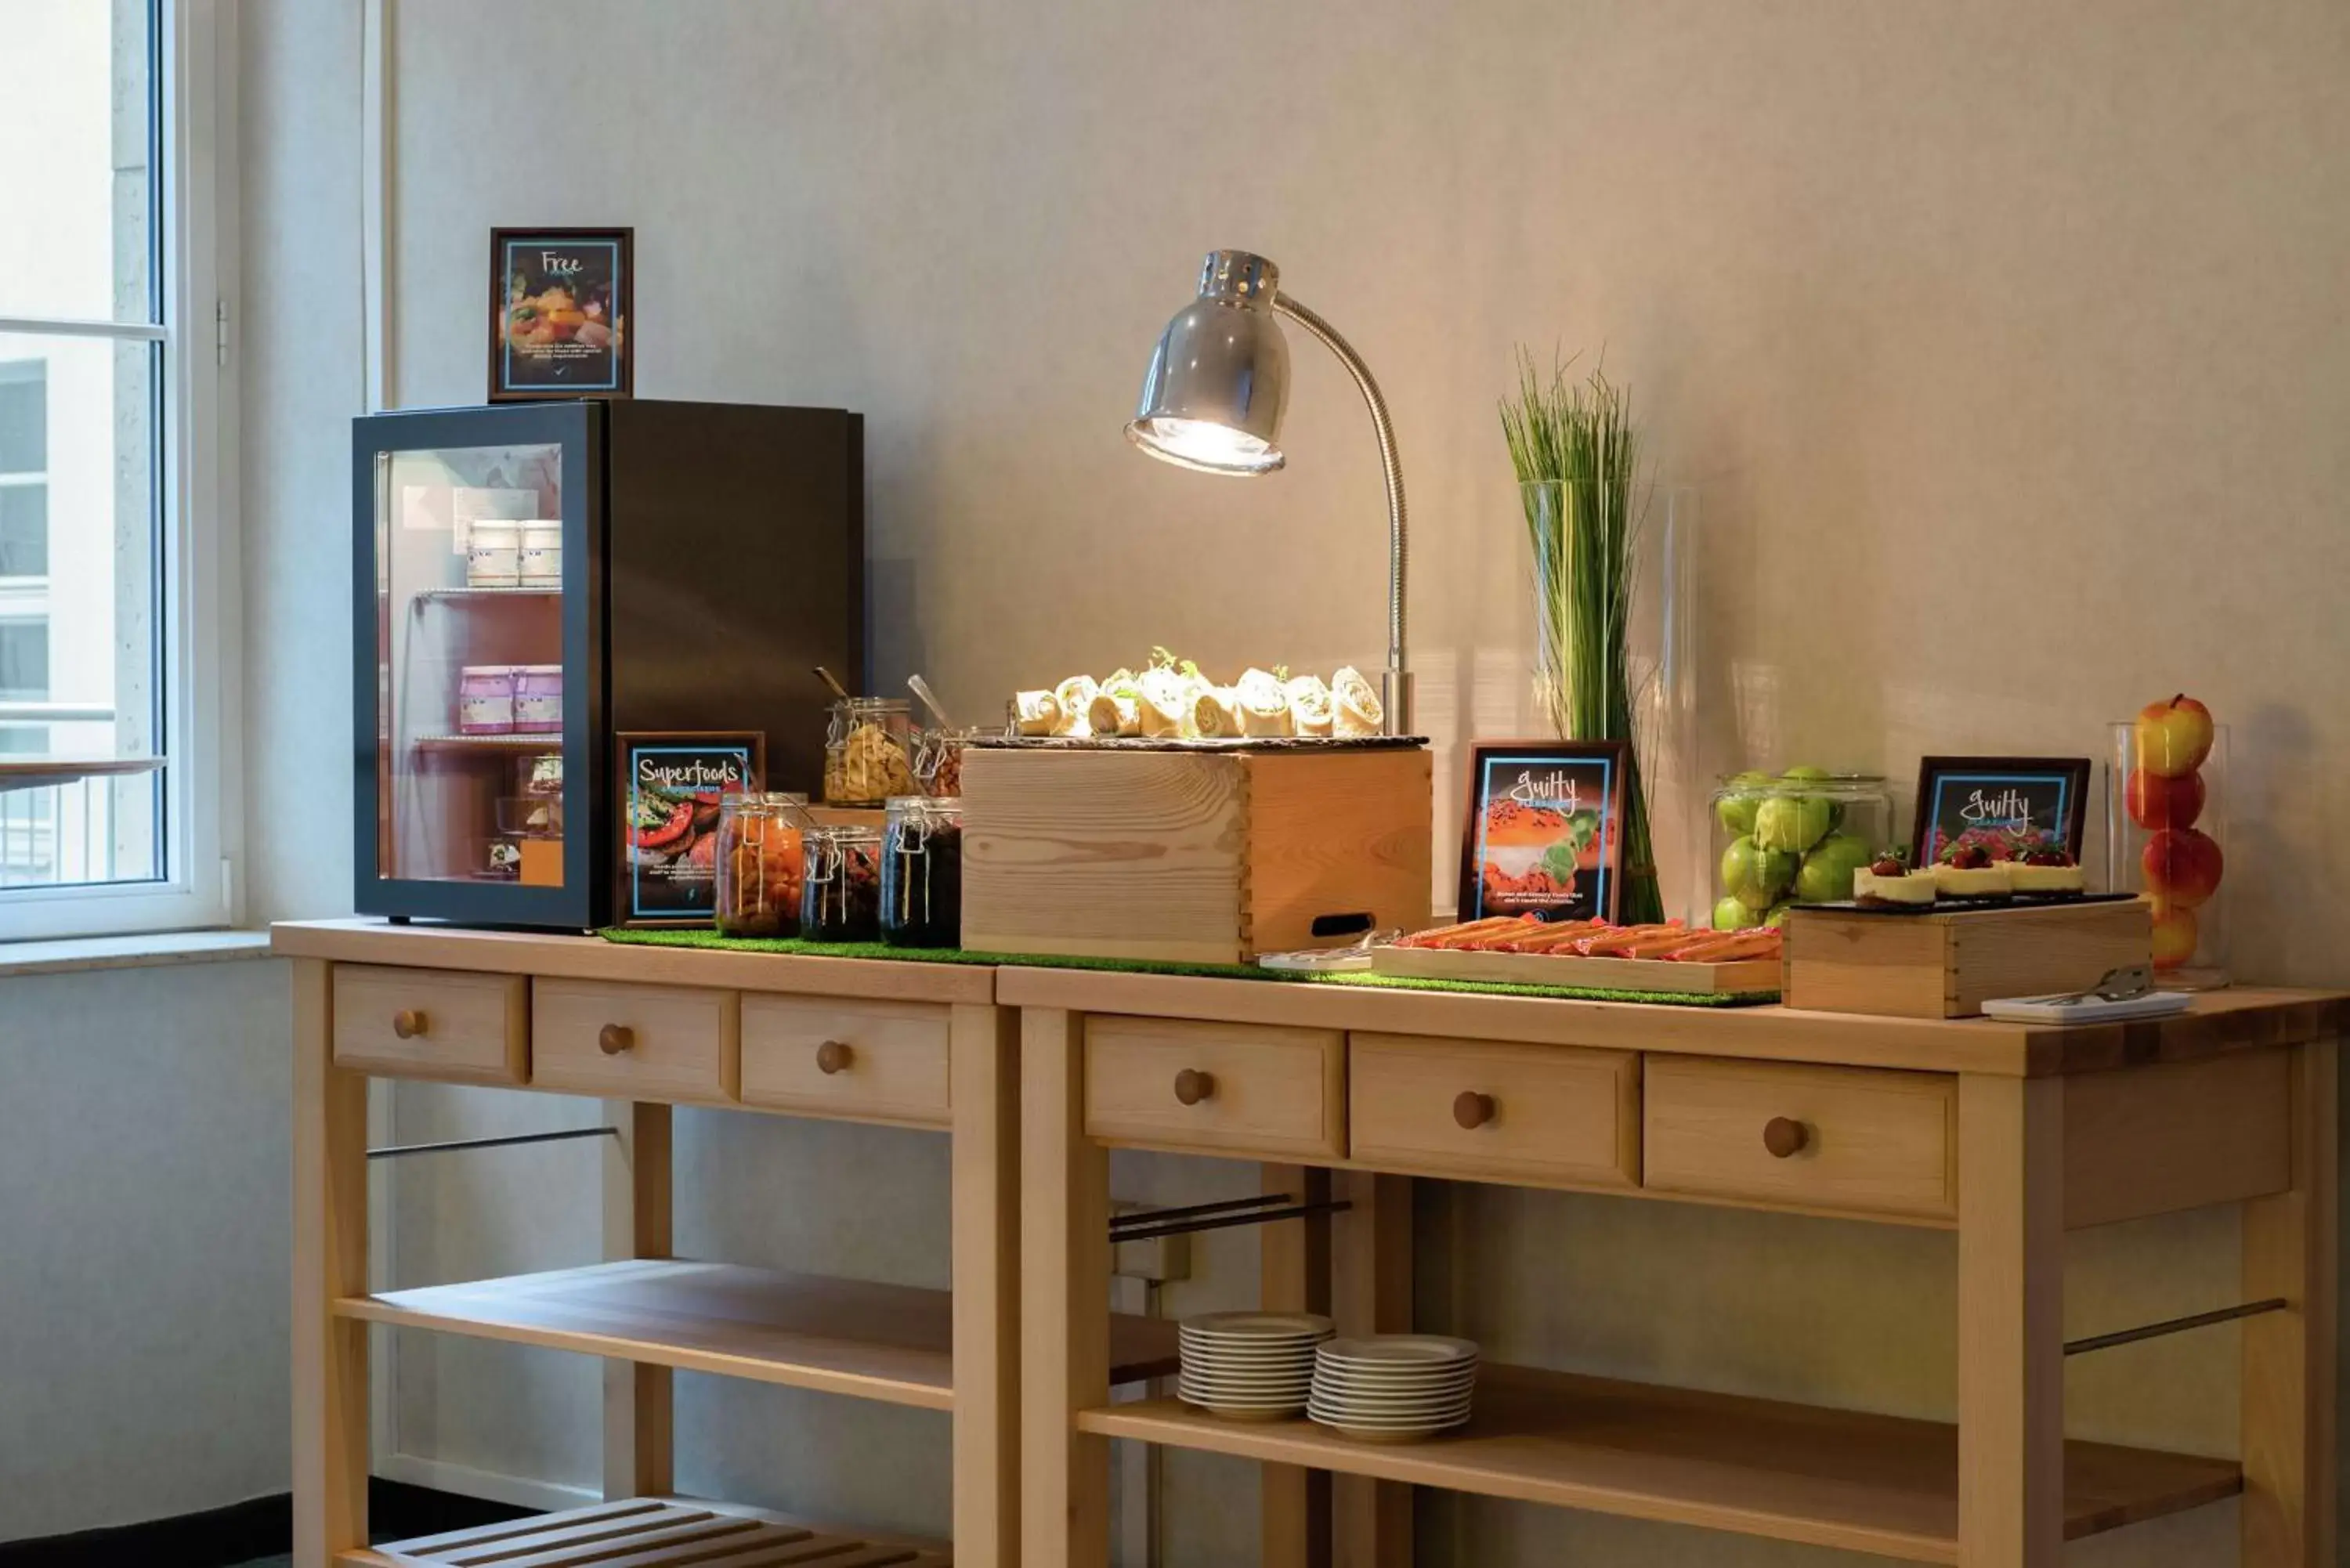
left=391, top=1009, right=428, bottom=1040
left=1173, top=1068, right=1216, bottom=1106
left=1763, top=1116, right=1810, bottom=1158
left=1453, top=1090, right=1496, bottom=1130
left=815, top=1040, right=854, bottom=1075
left=598, top=1024, right=637, bottom=1057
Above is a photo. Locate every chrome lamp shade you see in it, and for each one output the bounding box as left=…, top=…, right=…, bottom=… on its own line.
left=1123, top=248, right=1414, bottom=734
left=1126, top=251, right=1291, bottom=475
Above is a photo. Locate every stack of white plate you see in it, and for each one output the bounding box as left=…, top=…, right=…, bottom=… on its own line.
left=1176, top=1310, right=1335, bottom=1422
left=1308, top=1335, right=1480, bottom=1441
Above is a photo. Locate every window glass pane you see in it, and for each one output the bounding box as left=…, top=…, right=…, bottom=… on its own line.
left=0, top=621, right=48, bottom=699
left=0, top=0, right=153, bottom=322
left=0, top=485, right=46, bottom=576
left=0, top=363, right=47, bottom=473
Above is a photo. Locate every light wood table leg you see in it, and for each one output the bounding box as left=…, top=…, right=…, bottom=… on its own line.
left=602, top=1100, right=673, bottom=1500
left=292, top=959, right=369, bottom=1564
left=1261, top=1164, right=1332, bottom=1568
left=1957, top=1074, right=2065, bottom=1568
left=1020, top=1009, right=1108, bottom=1568
left=953, top=1004, right=1021, bottom=1568
left=2243, top=1038, right=2339, bottom=1566
left=1332, top=1172, right=1413, bottom=1568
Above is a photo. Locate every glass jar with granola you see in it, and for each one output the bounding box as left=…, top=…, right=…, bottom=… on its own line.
left=823, top=697, right=916, bottom=806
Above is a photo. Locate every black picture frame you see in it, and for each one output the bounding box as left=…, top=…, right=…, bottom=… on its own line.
left=1911, top=755, right=2092, bottom=865
left=490, top=227, right=634, bottom=402
left=1456, top=740, right=1630, bottom=923
left=616, top=731, right=763, bottom=927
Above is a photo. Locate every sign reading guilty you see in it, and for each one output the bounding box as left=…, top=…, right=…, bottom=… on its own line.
left=490, top=227, right=634, bottom=400
left=1911, top=755, right=2092, bottom=865
left=1457, top=741, right=1629, bottom=923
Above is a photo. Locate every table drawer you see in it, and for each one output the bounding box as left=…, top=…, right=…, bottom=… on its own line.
left=1643, top=1057, right=1956, bottom=1221
left=531, top=979, right=739, bottom=1104
left=1084, top=1016, right=1344, bottom=1158
left=332, top=964, right=526, bottom=1085
left=1349, top=1035, right=1639, bottom=1188
left=739, top=996, right=953, bottom=1128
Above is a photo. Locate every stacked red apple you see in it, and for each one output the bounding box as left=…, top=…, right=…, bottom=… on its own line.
left=2128, top=694, right=2222, bottom=970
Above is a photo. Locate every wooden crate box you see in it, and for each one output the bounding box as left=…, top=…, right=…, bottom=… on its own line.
left=1784, top=898, right=2153, bottom=1018
left=961, top=746, right=1433, bottom=964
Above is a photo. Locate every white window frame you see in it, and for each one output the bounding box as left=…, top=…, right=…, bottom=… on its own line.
left=0, top=0, right=242, bottom=940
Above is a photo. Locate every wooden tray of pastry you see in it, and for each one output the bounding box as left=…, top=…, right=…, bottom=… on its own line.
left=1371, top=944, right=1782, bottom=996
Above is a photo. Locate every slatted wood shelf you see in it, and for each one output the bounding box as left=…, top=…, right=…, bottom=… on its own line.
left=1077, top=1362, right=2241, bottom=1563
left=341, top=1496, right=949, bottom=1566
left=338, top=1259, right=1178, bottom=1410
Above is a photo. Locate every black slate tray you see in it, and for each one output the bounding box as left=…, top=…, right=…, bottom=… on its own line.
left=1799, top=891, right=2138, bottom=917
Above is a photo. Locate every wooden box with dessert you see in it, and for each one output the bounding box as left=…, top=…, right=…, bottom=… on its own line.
left=1784, top=843, right=2153, bottom=1018
left=961, top=655, right=1432, bottom=963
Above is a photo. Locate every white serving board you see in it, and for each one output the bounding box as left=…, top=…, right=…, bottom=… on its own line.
left=1979, top=991, right=2194, bottom=1024
left=1372, top=944, right=1781, bottom=996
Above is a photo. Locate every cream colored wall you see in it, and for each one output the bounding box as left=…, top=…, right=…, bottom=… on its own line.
left=222, top=0, right=2350, bottom=1562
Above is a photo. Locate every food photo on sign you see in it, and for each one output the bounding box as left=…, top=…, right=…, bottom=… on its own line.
left=1457, top=741, right=1629, bottom=923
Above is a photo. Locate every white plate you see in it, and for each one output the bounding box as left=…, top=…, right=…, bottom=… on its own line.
left=1316, top=1344, right=1476, bottom=1363
left=1180, top=1342, right=1326, bottom=1360
left=1310, top=1394, right=1476, bottom=1416
left=1182, top=1311, right=1336, bottom=1338
left=1180, top=1395, right=1309, bottom=1413
left=1309, top=1364, right=1479, bottom=1382
left=1180, top=1378, right=1314, bottom=1396
left=1309, top=1413, right=1473, bottom=1435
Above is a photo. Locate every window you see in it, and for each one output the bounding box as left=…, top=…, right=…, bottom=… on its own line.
left=0, top=1, right=236, bottom=936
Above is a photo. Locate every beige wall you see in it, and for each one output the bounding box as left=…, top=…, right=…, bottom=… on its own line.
left=221, top=0, right=2350, bottom=1562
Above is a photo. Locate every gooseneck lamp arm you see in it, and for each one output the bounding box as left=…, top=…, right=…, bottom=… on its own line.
left=1125, top=250, right=1413, bottom=735
left=1268, top=293, right=1411, bottom=735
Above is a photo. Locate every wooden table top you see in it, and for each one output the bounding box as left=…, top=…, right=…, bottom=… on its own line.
left=272, top=919, right=2346, bottom=1077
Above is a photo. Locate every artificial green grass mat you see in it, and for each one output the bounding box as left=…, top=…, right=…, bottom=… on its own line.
left=598, top=927, right=1777, bottom=1007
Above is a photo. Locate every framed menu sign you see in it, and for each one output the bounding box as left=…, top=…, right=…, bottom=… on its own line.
left=1911, top=755, right=2092, bottom=865
left=490, top=227, right=633, bottom=401
left=615, top=732, right=761, bottom=927
left=1457, top=741, right=1629, bottom=923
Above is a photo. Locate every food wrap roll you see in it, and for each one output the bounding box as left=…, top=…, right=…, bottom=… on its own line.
left=1235, top=668, right=1292, bottom=736
left=1191, top=686, right=1244, bottom=739
left=1051, top=675, right=1098, bottom=738
left=1332, top=666, right=1383, bottom=736
left=1135, top=668, right=1188, bottom=737
left=1012, top=690, right=1061, bottom=736
left=1284, top=674, right=1333, bottom=737
left=1088, top=690, right=1139, bottom=736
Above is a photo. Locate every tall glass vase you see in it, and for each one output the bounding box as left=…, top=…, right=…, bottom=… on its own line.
left=1520, top=481, right=1697, bottom=926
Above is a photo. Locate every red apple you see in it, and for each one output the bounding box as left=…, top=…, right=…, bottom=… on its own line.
left=2142, top=826, right=2224, bottom=908
left=2125, top=766, right=2205, bottom=831
left=2134, top=693, right=2214, bottom=778
left=2149, top=899, right=2199, bottom=970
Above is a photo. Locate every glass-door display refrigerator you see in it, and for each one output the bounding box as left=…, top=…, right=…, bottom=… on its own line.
left=354, top=399, right=862, bottom=928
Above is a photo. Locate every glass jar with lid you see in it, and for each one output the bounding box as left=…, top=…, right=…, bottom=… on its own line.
left=880, top=796, right=964, bottom=948
left=716, top=792, right=812, bottom=938
left=824, top=697, right=916, bottom=806
left=912, top=725, right=982, bottom=798
left=801, top=823, right=884, bottom=943
left=1707, top=770, right=1893, bottom=930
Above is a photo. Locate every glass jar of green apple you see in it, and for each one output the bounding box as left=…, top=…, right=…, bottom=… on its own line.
left=1708, top=770, right=1893, bottom=930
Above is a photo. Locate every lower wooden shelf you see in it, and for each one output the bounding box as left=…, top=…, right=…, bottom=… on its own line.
left=342, top=1496, right=950, bottom=1566
left=338, top=1259, right=1179, bottom=1411
left=1077, top=1362, right=2241, bottom=1564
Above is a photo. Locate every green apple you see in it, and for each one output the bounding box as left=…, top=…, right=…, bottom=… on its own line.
left=1715, top=770, right=1771, bottom=836
left=1795, top=832, right=1873, bottom=903
left=1721, top=835, right=1798, bottom=910
left=1762, top=899, right=1797, bottom=928
left=1712, top=896, right=1762, bottom=932
left=1781, top=764, right=1831, bottom=782
left=1754, top=793, right=1834, bottom=854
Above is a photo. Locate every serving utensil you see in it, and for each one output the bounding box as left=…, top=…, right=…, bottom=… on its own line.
left=907, top=674, right=953, bottom=728
left=812, top=666, right=851, bottom=701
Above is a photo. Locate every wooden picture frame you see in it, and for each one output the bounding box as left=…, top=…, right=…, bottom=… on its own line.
left=1911, top=755, right=2092, bottom=866
left=614, top=731, right=762, bottom=927
left=1457, top=740, right=1630, bottom=923
left=490, top=227, right=634, bottom=401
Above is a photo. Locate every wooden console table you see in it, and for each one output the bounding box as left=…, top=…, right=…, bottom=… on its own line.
left=277, top=919, right=1175, bottom=1568
left=1001, top=966, right=2341, bottom=1568
left=283, top=919, right=2340, bottom=1568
